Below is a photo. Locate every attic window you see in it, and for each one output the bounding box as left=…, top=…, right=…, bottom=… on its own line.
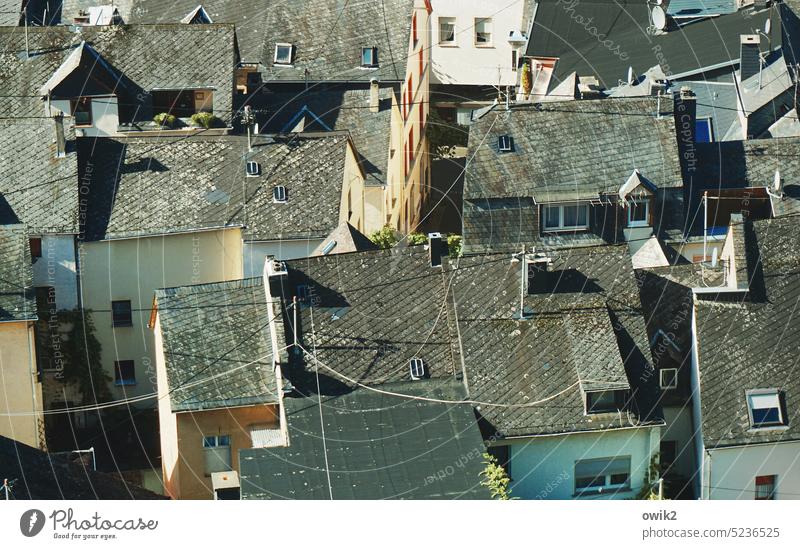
left=498, top=135, right=513, bottom=152
left=586, top=390, right=626, bottom=414
left=747, top=390, right=786, bottom=429
left=660, top=368, right=678, bottom=390
left=274, top=43, right=294, bottom=65
left=246, top=161, right=261, bottom=176
left=361, top=47, right=378, bottom=67
left=273, top=185, right=288, bottom=203
left=409, top=357, right=425, bottom=380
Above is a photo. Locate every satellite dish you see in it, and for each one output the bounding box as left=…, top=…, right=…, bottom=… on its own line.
left=651, top=5, right=667, bottom=31
left=765, top=19, right=771, bottom=36
left=773, top=168, right=782, bottom=192
left=627, top=66, right=635, bottom=84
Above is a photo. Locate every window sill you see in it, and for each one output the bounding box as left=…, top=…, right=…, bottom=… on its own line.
left=438, top=43, right=458, bottom=48
left=747, top=425, right=789, bottom=433
left=627, top=222, right=651, bottom=228
left=574, top=486, right=631, bottom=498
left=74, top=124, right=93, bottom=128
left=474, top=44, right=495, bottom=49
left=542, top=227, right=590, bottom=234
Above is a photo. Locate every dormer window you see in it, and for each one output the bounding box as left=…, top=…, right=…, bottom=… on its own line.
left=586, top=390, right=627, bottom=414
left=274, top=43, right=294, bottom=65
left=361, top=47, right=378, bottom=67
left=747, top=390, right=786, bottom=429
left=273, top=185, right=288, bottom=203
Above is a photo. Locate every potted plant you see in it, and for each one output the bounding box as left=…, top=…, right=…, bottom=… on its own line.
left=190, top=112, right=220, bottom=129
left=153, top=112, right=176, bottom=128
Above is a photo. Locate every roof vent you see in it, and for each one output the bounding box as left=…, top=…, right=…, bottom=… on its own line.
left=246, top=161, right=261, bottom=176
left=273, top=185, right=288, bottom=203
left=265, top=259, right=288, bottom=277
left=409, top=357, right=425, bottom=380
left=498, top=135, right=513, bottom=152
left=427, top=232, right=444, bottom=267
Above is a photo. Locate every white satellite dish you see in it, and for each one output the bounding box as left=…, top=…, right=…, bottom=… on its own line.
left=765, top=18, right=771, bottom=36
left=651, top=5, right=667, bottom=31
left=773, top=168, right=782, bottom=192
left=627, top=66, right=635, bottom=84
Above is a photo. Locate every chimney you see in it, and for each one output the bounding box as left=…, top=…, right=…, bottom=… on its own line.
left=54, top=113, right=66, bottom=158
left=369, top=78, right=380, bottom=113
left=427, top=232, right=444, bottom=267
left=739, top=34, right=761, bottom=82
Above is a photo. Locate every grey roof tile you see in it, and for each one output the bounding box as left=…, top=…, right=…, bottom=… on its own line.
left=0, top=224, right=35, bottom=322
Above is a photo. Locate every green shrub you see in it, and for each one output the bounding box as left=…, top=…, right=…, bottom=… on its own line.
left=407, top=232, right=427, bottom=246
left=153, top=112, right=176, bottom=128
left=369, top=225, right=399, bottom=249
left=480, top=453, right=513, bottom=500
left=190, top=112, right=219, bottom=129
left=447, top=234, right=462, bottom=258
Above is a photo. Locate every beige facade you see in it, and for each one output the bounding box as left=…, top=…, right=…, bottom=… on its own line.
left=0, top=321, right=44, bottom=448
left=78, top=228, right=243, bottom=405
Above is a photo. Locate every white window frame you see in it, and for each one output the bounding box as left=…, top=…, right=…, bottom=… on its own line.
left=660, top=368, right=678, bottom=390
left=574, top=457, right=631, bottom=495
left=274, top=43, right=294, bottom=65
left=203, top=434, right=232, bottom=475
left=542, top=203, right=589, bottom=232
left=438, top=17, right=457, bottom=46
left=746, top=389, right=785, bottom=429
left=474, top=17, right=492, bottom=47
left=626, top=198, right=650, bottom=227
left=361, top=47, right=378, bottom=67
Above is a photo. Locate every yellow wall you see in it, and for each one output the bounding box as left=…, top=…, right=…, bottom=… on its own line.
left=0, top=321, right=43, bottom=448
left=171, top=405, right=279, bottom=500
left=79, top=228, right=243, bottom=404
left=342, top=141, right=368, bottom=233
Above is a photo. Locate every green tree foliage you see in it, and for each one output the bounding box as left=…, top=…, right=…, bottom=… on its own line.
left=407, top=232, right=427, bottom=245
left=59, top=309, right=111, bottom=404
left=447, top=234, right=462, bottom=258
left=480, top=453, right=513, bottom=500
left=369, top=225, right=400, bottom=249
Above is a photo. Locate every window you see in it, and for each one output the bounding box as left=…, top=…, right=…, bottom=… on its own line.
left=696, top=118, right=714, bottom=142
left=361, top=47, right=378, bottom=67
left=203, top=434, right=232, bottom=475
left=747, top=390, right=785, bottom=428
left=660, top=368, right=678, bottom=390
left=70, top=97, right=92, bottom=126
left=412, top=13, right=418, bottom=45
left=274, top=43, right=294, bottom=65
left=112, top=300, right=132, bottom=327
left=409, top=357, right=425, bottom=380
left=498, top=135, right=513, bottom=152
left=152, top=89, right=206, bottom=117
left=29, top=237, right=42, bottom=260
left=542, top=203, right=589, bottom=231
left=273, top=185, right=288, bottom=203
left=246, top=161, right=261, bottom=176
left=627, top=198, right=650, bottom=227
left=408, top=126, right=414, bottom=166
left=755, top=475, right=776, bottom=500
left=114, top=360, right=136, bottom=386
left=586, top=390, right=626, bottom=414
left=439, top=17, right=456, bottom=45
left=574, top=457, right=631, bottom=495
left=475, top=18, right=492, bottom=46
left=419, top=48, right=424, bottom=78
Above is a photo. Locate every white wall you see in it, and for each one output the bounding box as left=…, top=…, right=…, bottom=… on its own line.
left=51, top=96, right=120, bottom=137
left=506, top=426, right=661, bottom=500
left=243, top=239, right=324, bottom=277
left=429, top=0, right=526, bottom=87
left=705, top=441, right=800, bottom=500
left=31, top=234, right=79, bottom=311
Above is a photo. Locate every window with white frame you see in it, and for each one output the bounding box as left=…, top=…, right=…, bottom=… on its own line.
left=747, top=390, right=786, bottom=428
left=627, top=198, right=650, bottom=227
left=274, top=43, right=294, bottom=65
left=574, top=457, right=631, bottom=495
left=203, top=434, right=232, bottom=474
left=439, top=17, right=456, bottom=45
left=542, top=203, right=589, bottom=232
left=660, top=368, right=678, bottom=390
left=361, top=47, right=378, bottom=67
left=474, top=18, right=492, bottom=46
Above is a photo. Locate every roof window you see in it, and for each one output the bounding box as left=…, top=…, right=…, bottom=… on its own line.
left=409, top=357, right=425, bottom=380
left=246, top=161, right=261, bottom=176
left=361, top=47, right=378, bottom=67
left=747, top=390, right=786, bottom=429
left=273, top=185, right=288, bottom=203
left=498, top=135, right=513, bottom=152
left=274, top=43, right=294, bottom=65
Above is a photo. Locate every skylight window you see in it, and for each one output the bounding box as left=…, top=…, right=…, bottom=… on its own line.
left=409, top=357, right=425, bottom=380
left=498, top=135, right=513, bottom=152
left=246, top=161, right=261, bottom=176
left=747, top=390, right=786, bottom=428
left=274, top=43, right=294, bottom=65
left=361, top=47, right=378, bottom=67
left=273, top=185, right=288, bottom=203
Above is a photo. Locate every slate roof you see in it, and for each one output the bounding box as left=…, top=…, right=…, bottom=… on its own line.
left=80, top=133, right=351, bottom=241
left=239, top=379, right=489, bottom=500
left=0, top=225, right=35, bottom=322
left=452, top=245, right=662, bottom=438
left=0, top=24, right=237, bottom=120
left=527, top=0, right=780, bottom=92
left=0, top=0, right=20, bottom=25
left=0, top=435, right=165, bottom=499
left=695, top=216, right=800, bottom=447
left=311, top=221, right=379, bottom=256
left=155, top=277, right=279, bottom=412
left=251, top=85, right=395, bottom=186
left=0, top=118, right=79, bottom=234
